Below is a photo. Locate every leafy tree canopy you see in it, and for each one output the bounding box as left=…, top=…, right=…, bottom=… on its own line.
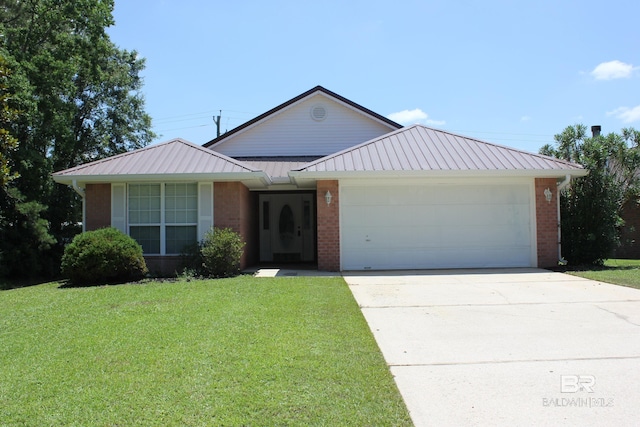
left=0, top=0, right=156, bottom=278
left=0, top=54, right=19, bottom=188
left=541, top=124, right=640, bottom=265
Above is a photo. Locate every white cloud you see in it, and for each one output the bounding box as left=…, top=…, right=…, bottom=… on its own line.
left=387, top=108, right=445, bottom=126
left=607, top=105, right=640, bottom=123
left=591, top=60, right=637, bottom=80
left=388, top=108, right=427, bottom=123
left=520, top=115, right=532, bottom=122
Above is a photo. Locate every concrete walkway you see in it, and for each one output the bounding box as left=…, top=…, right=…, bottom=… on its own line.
left=343, top=268, right=640, bottom=426
left=249, top=267, right=339, bottom=277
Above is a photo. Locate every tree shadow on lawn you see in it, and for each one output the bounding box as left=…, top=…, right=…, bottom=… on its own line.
left=55, top=273, right=217, bottom=289
left=0, top=277, right=60, bottom=291
left=57, top=277, right=170, bottom=289
left=1, top=276, right=160, bottom=291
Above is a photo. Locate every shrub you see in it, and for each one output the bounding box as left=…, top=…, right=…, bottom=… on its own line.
left=61, top=228, right=148, bottom=286
left=540, top=124, right=631, bottom=265
left=178, top=242, right=204, bottom=277
left=200, top=227, right=245, bottom=278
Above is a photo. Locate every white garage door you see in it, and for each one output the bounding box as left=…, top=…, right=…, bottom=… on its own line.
left=341, top=181, right=535, bottom=270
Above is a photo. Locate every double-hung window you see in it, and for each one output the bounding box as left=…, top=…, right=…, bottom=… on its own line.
left=165, top=183, right=197, bottom=254
left=127, top=183, right=198, bottom=255
left=128, top=184, right=161, bottom=254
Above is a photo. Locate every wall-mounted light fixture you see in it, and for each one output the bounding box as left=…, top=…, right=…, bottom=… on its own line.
left=544, top=188, right=552, bottom=203
left=325, top=190, right=333, bottom=206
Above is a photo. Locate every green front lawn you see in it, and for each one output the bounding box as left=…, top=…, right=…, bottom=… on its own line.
left=0, top=276, right=412, bottom=426
left=566, top=259, right=640, bottom=290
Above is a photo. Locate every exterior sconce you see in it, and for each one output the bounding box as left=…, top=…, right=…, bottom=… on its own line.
left=325, top=190, right=333, bottom=206
left=544, top=188, right=552, bottom=203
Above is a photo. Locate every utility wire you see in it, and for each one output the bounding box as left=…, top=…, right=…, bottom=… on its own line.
left=151, top=110, right=558, bottom=145
left=153, top=109, right=256, bottom=123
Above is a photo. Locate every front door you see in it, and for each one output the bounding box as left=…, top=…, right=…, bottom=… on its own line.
left=259, top=193, right=315, bottom=262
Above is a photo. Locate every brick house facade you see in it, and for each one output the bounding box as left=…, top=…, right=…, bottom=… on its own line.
left=55, top=86, right=586, bottom=274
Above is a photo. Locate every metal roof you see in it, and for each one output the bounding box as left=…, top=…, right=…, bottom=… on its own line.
left=53, top=138, right=265, bottom=183
left=294, top=125, right=587, bottom=175
left=203, top=86, right=402, bottom=148
left=236, top=157, right=322, bottom=179
left=53, top=126, right=587, bottom=189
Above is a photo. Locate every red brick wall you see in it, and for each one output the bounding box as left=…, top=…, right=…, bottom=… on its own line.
left=316, top=180, right=340, bottom=271
left=535, top=178, right=559, bottom=268
left=145, top=256, right=182, bottom=276
left=616, top=200, right=640, bottom=259
left=214, top=182, right=256, bottom=269
left=82, top=182, right=259, bottom=274
left=85, top=183, right=111, bottom=231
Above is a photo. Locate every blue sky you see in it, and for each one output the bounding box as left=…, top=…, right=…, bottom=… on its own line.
left=108, top=0, right=639, bottom=153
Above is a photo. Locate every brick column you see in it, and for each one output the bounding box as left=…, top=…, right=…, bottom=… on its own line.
left=214, top=182, right=256, bottom=269
left=617, top=200, right=640, bottom=258
left=85, top=183, right=111, bottom=230
left=535, top=178, right=559, bottom=268
left=317, top=180, right=340, bottom=271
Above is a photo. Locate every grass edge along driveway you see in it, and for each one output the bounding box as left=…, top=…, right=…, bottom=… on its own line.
left=0, top=276, right=412, bottom=426
left=565, top=259, right=640, bottom=290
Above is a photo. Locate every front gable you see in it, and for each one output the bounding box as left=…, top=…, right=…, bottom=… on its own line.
left=206, top=86, right=401, bottom=158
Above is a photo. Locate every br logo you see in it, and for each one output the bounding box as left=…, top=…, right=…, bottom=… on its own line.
left=561, top=375, right=596, bottom=393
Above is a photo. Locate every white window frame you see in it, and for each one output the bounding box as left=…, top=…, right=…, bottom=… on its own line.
left=164, top=183, right=198, bottom=255
left=128, top=183, right=163, bottom=255
left=111, top=182, right=211, bottom=256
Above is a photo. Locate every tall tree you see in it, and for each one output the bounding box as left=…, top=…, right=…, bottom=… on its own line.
left=0, top=53, right=19, bottom=188
left=0, top=0, right=155, bottom=278
left=540, top=125, right=640, bottom=265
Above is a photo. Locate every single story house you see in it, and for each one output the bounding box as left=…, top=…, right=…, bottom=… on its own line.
left=53, top=86, right=587, bottom=273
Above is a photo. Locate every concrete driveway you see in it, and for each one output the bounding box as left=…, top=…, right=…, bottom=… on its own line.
left=343, top=268, right=640, bottom=426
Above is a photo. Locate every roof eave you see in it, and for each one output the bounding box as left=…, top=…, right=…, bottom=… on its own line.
left=53, top=171, right=273, bottom=186
left=289, top=168, right=588, bottom=181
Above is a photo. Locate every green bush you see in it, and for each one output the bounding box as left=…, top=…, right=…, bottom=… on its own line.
left=540, top=124, right=632, bottom=265
left=200, top=227, right=245, bottom=278
left=178, top=242, right=204, bottom=278
left=61, top=228, right=148, bottom=286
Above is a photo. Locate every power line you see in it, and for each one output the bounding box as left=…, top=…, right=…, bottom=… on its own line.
left=153, top=109, right=257, bottom=123
left=153, top=115, right=251, bottom=134
left=447, top=129, right=555, bottom=138
left=154, top=123, right=213, bottom=133
left=151, top=109, right=557, bottom=146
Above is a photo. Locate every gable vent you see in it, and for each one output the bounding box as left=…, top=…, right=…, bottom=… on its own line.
left=311, top=104, right=327, bottom=121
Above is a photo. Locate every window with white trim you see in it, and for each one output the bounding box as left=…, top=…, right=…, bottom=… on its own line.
left=165, top=183, right=197, bottom=254
left=128, top=183, right=198, bottom=255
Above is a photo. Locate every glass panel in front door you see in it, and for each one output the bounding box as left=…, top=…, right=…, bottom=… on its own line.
left=278, top=204, right=295, bottom=249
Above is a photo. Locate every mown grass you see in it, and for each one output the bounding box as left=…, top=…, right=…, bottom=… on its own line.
left=0, top=276, right=412, bottom=426
left=566, top=259, right=640, bottom=290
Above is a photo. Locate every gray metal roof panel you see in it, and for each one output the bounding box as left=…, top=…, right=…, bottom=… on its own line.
left=53, top=138, right=259, bottom=178
left=295, top=125, right=585, bottom=174
left=236, top=156, right=322, bottom=178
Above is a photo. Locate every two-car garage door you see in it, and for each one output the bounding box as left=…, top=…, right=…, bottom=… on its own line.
left=340, top=180, right=535, bottom=270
